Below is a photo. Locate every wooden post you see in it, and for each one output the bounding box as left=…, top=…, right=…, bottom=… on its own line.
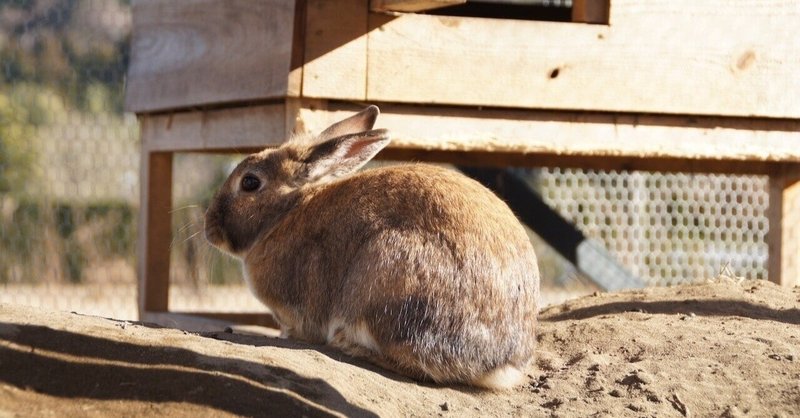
left=138, top=150, right=173, bottom=315
left=767, top=166, right=800, bottom=288
left=572, top=0, right=609, bottom=24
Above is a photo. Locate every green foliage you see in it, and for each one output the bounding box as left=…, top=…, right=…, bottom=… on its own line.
left=0, top=94, right=36, bottom=194
left=0, top=0, right=130, bottom=113
left=0, top=0, right=244, bottom=287
left=0, top=0, right=138, bottom=284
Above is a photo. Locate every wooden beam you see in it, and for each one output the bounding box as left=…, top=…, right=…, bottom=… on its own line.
left=139, top=103, right=288, bottom=152
left=379, top=149, right=790, bottom=176
left=370, top=0, right=465, bottom=13
left=366, top=2, right=800, bottom=118
left=138, top=151, right=173, bottom=315
left=288, top=0, right=308, bottom=96
left=138, top=100, right=800, bottom=169
left=298, top=102, right=800, bottom=164
left=142, top=311, right=281, bottom=332
left=125, top=0, right=297, bottom=113
left=572, top=0, right=609, bottom=24
left=767, top=167, right=800, bottom=288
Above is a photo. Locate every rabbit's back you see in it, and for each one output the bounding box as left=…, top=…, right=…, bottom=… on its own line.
left=246, top=164, right=539, bottom=387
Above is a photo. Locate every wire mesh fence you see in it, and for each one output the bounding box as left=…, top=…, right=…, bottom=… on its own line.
left=0, top=0, right=771, bottom=321
left=536, top=169, right=769, bottom=286
left=1, top=0, right=139, bottom=318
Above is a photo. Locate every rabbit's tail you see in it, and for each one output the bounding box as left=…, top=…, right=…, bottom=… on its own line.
left=472, top=364, right=526, bottom=389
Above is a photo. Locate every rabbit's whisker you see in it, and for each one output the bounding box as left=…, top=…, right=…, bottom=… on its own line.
left=170, top=230, right=203, bottom=250
left=177, top=221, right=198, bottom=234
left=181, top=230, right=203, bottom=245
left=170, top=204, right=202, bottom=214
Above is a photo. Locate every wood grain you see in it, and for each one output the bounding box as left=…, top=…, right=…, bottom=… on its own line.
left=138, top=151, right=172, bottom=314
left=297, top=103, right=800, bottom=163
left=140, top=100, right=800, bottom=165
left=366, top=1, right=800, bottom=118
left=767, top=169, right=800, bottom=287
left=572, top=0, right=609, bottom=23
left=125, top=0, right=296, bottom=113
left=142, top=311, right=281, bottom=332
left=140, top=104, right=288, bottom=152
left=287, top=0, right=308, bottom=96
left=378, top=149, right=793, bottom=176
left=301, top=0, right=369, bottom=100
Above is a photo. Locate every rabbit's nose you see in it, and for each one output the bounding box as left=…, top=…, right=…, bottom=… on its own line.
left=204, top=214, right=224, bottom=245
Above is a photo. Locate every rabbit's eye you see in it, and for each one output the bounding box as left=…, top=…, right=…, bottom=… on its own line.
left=240, top=175, right=261, bottom=192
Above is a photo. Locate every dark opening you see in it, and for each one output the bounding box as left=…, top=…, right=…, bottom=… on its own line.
left=427, top=0, right=573, bottom=22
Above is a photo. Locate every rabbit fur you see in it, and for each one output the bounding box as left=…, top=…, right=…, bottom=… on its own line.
left=205, top=106, right=540, bottom=389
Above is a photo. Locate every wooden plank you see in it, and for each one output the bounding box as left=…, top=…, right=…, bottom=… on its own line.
left=572, top=0, right=609, bottom=23
left=140, top=104, right=288, bottom=152
left=370, top=0, right=465, bottom=13
left=181, top=312, right=281, bottom=330
left=142, top=311, right=281, bottom=332
left=141, top=311, right=230, bottom=332
left=287, top=0, right=308, bottom=96
left=302, top=0, right=368, bottom=100
left=379, top=149, right=790, bottom=176
left=125, top=0, right=296, bottom=113
left=138, top=151, right=173, bottom=314
left=365, top=2, right=800, bottom=118
left=140, top=100, right=800, bottom=166
left=767, top=168, right=800, bottom=288
left=297, top=103, right=800, bottom=164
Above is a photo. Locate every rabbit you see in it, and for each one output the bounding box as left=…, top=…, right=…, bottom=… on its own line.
left=204, top=106, right=540, bottom=389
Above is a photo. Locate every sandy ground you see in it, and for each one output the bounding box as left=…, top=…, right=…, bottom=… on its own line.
left=0, top=283, right=589, bottom=322
left=0, top=277, right=798, bottom=417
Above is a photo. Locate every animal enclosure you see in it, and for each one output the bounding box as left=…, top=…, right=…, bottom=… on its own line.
left=123, top=0, right=799, bottom=329
left=2, top=1, right=800, bottom=413
left=0, top=0, right=796, bottom=323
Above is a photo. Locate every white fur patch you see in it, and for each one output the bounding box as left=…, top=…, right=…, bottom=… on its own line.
left=326, top=317, right=346, bottom=342
left=352, top=322, right=380, bottom=352
left=325, top=319, right=380, bottom=353
left=279, top=326, right=291, bottom=339
left=474, top=365, right=525, bottom=390
left=241, top=266, right=256, bottom=292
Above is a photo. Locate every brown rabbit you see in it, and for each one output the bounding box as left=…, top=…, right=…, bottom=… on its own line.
left=205, top=106, right=539, bottom=389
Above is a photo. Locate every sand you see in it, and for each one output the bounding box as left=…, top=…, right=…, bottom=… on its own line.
left=1, top=277, right=798, bottom=417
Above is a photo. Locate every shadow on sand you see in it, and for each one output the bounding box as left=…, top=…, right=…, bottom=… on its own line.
left=0, top=322, right=380, bottom=417
left=542, top=298, right=800, bottom=326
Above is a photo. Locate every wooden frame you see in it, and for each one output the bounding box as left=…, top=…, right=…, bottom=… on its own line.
left=127, top=0, right=800, bottom=118
left=137, top=106, right=799, bottom=328
left=127, top=0, right=800, bottom=329
left=136, top=99, right=800, bottom=329
left=767, top=168, right=800, bottom=288
left=138, top=150, right=172, bottom=313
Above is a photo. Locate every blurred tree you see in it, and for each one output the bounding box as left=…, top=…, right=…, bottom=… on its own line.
left=0, top=0, right=133, bottom=284
left=0, top=93, right=35, bottom=194
left=0, top=0, right=130, bottom=113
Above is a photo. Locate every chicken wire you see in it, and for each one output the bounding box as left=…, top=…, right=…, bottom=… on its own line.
left=535, top=169, right=769, bottom=286
left=0, top=0, right=771, bottom=321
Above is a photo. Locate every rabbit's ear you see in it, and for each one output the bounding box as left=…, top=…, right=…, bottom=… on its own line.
left=317, top=106, right=381, bottom=142
left=301, top=129, right=390, bottom=182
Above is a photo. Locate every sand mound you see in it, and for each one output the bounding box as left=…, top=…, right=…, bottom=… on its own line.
left=1, top=278, right=798, bottom=417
